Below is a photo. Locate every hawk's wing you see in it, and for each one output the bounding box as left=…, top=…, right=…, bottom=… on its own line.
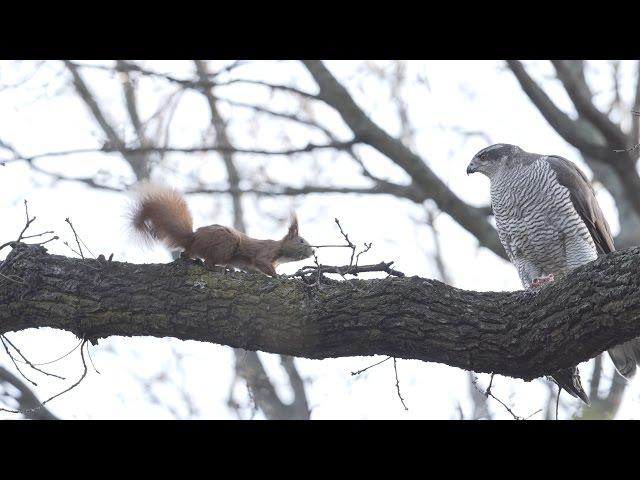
left=546, top=156, right=640, bottom=381
left=546, top=155, right=615, bottom=255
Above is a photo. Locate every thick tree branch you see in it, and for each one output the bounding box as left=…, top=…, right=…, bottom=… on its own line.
left=2, top=243, right=640, bottom=383
left=300, top=60, right=507, bottom=260
left=551, top=61, right=628, bottom=148
left=194, top=60, right=310, bottom=419
left=116, top=60, right=147, bottom=147
left=63, top=61, right=150, bottom=181
left=508, top=60, right=640, bottom=220
left=506, top=60, right=610, bottom=158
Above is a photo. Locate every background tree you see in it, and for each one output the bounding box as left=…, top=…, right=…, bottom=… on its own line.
left=1, top=60, right=638, bottom=419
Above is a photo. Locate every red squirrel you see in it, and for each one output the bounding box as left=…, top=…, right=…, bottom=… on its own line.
left=129, top=181, right=314, bottom=276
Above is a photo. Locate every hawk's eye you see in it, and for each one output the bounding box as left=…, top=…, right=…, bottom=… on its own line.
left=480, top=154, right=488, bottom=161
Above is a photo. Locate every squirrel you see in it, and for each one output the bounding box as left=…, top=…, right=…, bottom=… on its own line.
left=129, top=181, right=314, bottom=276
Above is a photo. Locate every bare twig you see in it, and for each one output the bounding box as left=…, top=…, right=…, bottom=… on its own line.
left=0, top=202, right=57, bottom=253
left=64, top=217, right=95, bottom=260
left=310, top=218, right=369, bottom=268
left=295, top=218, right=404, bottom=281
left=351, top=356, right=392, bottom=376
left=334, top=218, right=357, bottom=266
left=11, top=338, right=83, bottom=367
left=471, top=373, right=529, bottom=420
left=86, top=342, right=100, bottom=374
left=0, top=339, right=90, bottom=416
left=5, top=141, right=358, bottom=167
left=1, top=335, right=37, bottom=387
left=64, top=218, right=83, bottom=258
left=1, top=334, right=65, bottom=380
left=62, top=241, right=82, bottom=258
left=393, top=357, right=408, bottom=411
left=355, top=242, right=373, bottom=266
left=17, top=200, right=35, bottom=242
left=287, top=261, right=405, bottom=280
left=21, top=230, right=54, bottom=240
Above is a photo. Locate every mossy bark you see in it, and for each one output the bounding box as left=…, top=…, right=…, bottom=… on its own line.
left=2, top=242, right=640, bottom=381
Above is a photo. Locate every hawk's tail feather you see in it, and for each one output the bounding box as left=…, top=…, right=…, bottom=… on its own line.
left=551, top=366, right=590, bottom=405
left=608, top=338, right=640, bottom=380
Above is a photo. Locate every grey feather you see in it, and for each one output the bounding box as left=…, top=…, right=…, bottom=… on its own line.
left=468, top=144, right=640, bottom=400
left=546, top=155, right=640, bottom=380
left=546, top=155, right=615, bottom=255
left=549, top=367, right=590, bottom=405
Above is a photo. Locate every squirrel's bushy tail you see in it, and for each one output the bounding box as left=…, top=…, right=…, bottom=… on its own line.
left=129, top=181, right=194, bottom=250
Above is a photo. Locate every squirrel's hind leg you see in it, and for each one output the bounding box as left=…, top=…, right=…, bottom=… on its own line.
left=254, top=260, right=278, bottom=277
left=179, top=250, right=204, bottom=266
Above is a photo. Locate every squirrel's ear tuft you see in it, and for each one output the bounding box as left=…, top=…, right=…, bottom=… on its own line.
left=286, top=214, right=299, bottom=239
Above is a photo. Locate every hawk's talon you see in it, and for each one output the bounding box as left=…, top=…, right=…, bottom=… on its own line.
left=532, top=274, right=555, bottom=287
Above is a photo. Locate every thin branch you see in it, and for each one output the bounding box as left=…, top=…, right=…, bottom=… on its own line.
left=393, top=357, right=408, bottom=411
left=11, top=338, right=83, bottom=367
left=473, top=373, right=523, bottom=420
left=213, top=78, right=318, bottom=100
left=16, top=200, right=35, bottom=242
left=286, top=261, right=405, bottom=280
left=334, top=218, right=357, bottom=266
left=1, top=334, right=65, bottom=380
left=301, top=60, right=507, bottom=260
left=65, top=218, right=84, bottom=259
left=116, top=60, right=147, bottom=146
left=351, top=356, right=392, bottom=376
left=5, top=141, right=358, bottom=165
left=67, top=60, right=254, bottom=92
left=215, top=97, right=337, bottom=139
left=1, top=335, right=37, bottom=387
left=0, top=339, right=89, bottom=417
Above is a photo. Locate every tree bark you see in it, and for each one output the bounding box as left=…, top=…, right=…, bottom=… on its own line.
left=2, top=242, right=640, bottom=382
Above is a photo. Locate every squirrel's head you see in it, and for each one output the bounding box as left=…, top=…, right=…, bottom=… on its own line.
left=279, top=215, right=314, bottom=263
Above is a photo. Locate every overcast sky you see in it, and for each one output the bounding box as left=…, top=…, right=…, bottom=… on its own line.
left=1, top=60, right=638, bottom=419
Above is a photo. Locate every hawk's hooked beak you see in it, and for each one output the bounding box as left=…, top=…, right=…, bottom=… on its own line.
left=466, top=158, right=479, bottom=175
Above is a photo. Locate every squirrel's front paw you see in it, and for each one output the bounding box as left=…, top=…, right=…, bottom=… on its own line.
left=206, top=265, right=227, bottom=274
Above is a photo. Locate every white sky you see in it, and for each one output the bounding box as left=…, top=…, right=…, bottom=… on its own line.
left=0, top=60, right=638, bottom=419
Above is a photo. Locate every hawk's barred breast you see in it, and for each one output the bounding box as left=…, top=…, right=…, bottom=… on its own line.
left=490, top=157, right=597, bottom=288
